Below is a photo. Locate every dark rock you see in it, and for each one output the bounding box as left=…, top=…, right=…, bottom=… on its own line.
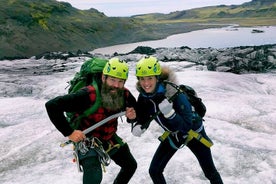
left=128, top=46, right=156, bottom=55
left=35, top=50, right=94, bottom=60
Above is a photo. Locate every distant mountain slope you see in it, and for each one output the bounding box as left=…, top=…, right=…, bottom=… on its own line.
left=134, top=0, right=276, bottom=19
left=179, top=0, right=275, bottom=18
left=0, top=0, right=275, bottom=59
left=0, top=0, right=148, bottom=59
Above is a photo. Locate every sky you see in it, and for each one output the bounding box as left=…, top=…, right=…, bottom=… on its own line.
left=0, top=51, right=276, bottom=183
left=57, top=0, right=251, bottom=17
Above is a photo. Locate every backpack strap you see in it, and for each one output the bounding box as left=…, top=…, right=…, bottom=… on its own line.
left=82, top=80, right=102, bottom=117
left=69, top=80, right=101, bottom=130
left=162, top=80, right=182, bottom=102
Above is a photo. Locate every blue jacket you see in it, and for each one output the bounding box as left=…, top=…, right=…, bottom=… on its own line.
left=136, top=82, right=203, bottom=135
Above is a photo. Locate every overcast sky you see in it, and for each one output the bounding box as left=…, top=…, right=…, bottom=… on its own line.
left=57, top=0, right=251, bottom=17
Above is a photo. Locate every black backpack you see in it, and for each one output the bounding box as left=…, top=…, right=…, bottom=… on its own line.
left=164, top=81, right=206, bottom=118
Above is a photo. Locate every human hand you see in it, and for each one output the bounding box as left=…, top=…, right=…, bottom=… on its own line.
left=158, top=99, right=175, bottom=118
left=68, top=130, right=86, bottom=142
left=132, top=124, right=145, bottom=137
left=126, top=107, right=136, bottom=120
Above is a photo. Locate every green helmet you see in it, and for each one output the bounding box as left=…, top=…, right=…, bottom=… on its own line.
left=103, top=57, right=129, bottom=80
left=136, top=56, right=161, bottom=77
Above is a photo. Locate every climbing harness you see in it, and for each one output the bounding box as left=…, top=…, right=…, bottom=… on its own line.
left=159, top=129, right=213, bottom=149
left=89, top=137, right=111, bottom=167
left=187, top=129, right=213, bottom=148
left=105, top=136, right=125, bottom=156
left=73, top=137, right=111, bottom=172
left=60, top=111, right=126, bottom=172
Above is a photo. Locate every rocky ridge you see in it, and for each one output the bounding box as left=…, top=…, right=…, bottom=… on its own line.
left=1, top=44, right=276, bottom=98
left=33, top=44, right=276, bottom=74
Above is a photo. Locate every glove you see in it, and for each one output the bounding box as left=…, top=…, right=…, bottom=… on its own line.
left=132, top=124, right=145, bottom=137
left=158, top=99, right=175, bottom=118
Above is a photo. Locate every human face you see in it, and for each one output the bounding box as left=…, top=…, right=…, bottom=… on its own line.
left=102, top=75, right=125, bottom=93
left=101, top=76, right=125, bottom=111
left=138, top=76, right=158, bottom=93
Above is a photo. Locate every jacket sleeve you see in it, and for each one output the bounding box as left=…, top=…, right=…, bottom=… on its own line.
left=165, top=93, right=193, bottom=134
left=125, top=89, right=137, bottom=123
left=45, top=88, right=91, bottom=137
left=135, top=96, right=153, bottom=130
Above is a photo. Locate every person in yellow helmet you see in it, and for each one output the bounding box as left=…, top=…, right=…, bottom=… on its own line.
left=103, top=57, right=129, bottom=80
left=132, top=56, right=223, bottom=184
left=46, top=57, right=137, bottom=184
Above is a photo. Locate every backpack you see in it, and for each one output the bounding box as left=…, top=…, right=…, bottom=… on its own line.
left=164, top=81, right=206, bottom=118
left=178, top=84, right=206, bottom=118
left=66, top=57, right=108, bottom=129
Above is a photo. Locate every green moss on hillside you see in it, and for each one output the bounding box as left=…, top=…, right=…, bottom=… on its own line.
left=0, top=0, right=275, bottom=59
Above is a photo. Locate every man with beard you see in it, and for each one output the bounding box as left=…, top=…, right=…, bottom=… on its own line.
left=45, top=58, right=137, bottom=184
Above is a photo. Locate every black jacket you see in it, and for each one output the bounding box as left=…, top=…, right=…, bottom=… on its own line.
left=45, top=85, right=137, bottom=140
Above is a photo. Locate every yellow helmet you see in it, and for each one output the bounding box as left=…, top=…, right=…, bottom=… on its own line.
left=103, top=57, right=129, bottom=80
left=136, top=56, right=161, bottom=77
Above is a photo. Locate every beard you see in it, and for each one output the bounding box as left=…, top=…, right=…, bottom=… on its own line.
left=101, top=82, right=125, bottom=112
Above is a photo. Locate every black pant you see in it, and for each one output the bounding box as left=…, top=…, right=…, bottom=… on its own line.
left=111, top=143, right=137, bottom=184
left=81, top=143, right=137, bottom=184
left=149, top=129, right=223, bottom=184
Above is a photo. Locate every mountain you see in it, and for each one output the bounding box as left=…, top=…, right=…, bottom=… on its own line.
left=0, top=0, right=150, bottom=59
left=0, top=0, right=276, bottom=59
left=134, top=0, right=276, bottom=24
